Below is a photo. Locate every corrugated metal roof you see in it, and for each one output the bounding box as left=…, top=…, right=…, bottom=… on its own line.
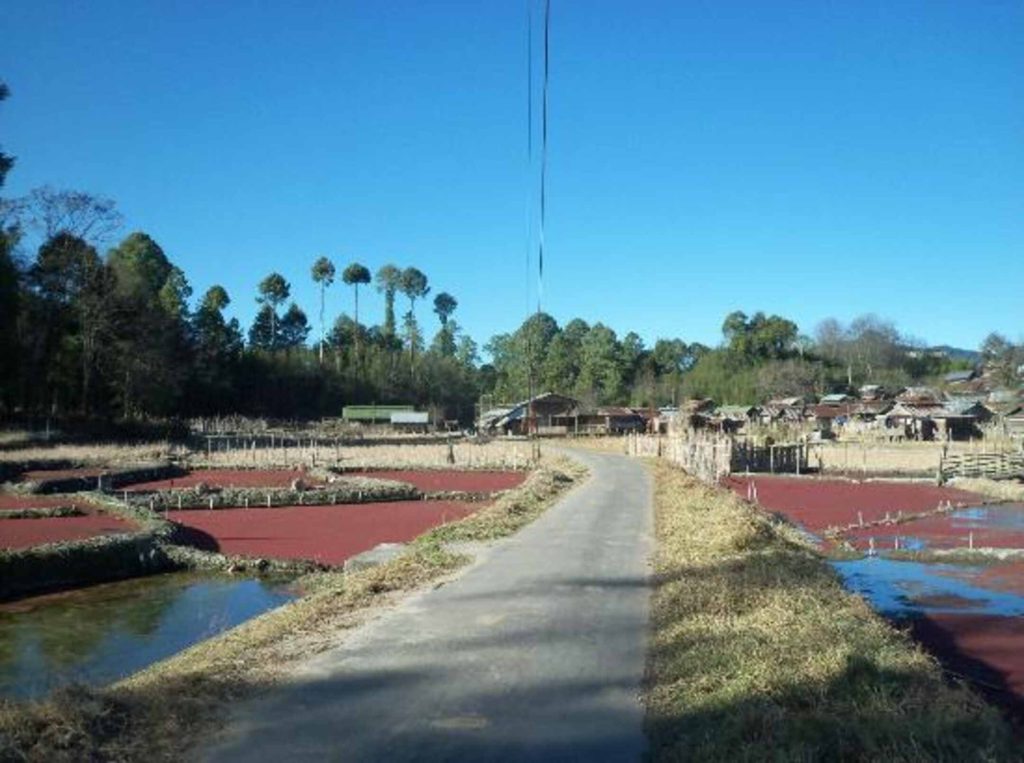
left=595, top=406, right=642, bottom=417
left=391, top=411, right=429, bottom=424
left=716, top=405, right=758, bottom=419
left=343, top=404, right=414, bottom=421
left=944, top=370, right=976, bottom=383
left=820, top=393, right=853, bottom=404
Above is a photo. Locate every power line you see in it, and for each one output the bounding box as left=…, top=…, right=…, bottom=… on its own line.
left=538, top=0, right=550, bottom=315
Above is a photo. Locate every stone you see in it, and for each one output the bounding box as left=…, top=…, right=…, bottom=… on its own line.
left=343, top=543, right=407, bottom=573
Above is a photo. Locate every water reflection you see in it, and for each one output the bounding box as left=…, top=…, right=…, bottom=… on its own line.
left=0, top=573, right=295, bottom=699
left=951, top=504, right=1024, bottom=532
left=832, top=558, right=1024, bottom=617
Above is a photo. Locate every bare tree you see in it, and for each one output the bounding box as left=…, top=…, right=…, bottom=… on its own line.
left=22, top=186, right=123, bottom=245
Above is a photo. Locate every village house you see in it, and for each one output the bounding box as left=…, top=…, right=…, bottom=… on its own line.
left=884, top=388, right=988, bottom=441
left=706, top=404, right=760, bottom=434
left=568, top=406, right=647, bottom=435
left=760, top=396, right=808, bottom=425
left=478, top=392, right=579, bottom=436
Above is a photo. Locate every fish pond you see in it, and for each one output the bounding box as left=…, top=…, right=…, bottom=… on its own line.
left=0, top=573, right=296, bottom=699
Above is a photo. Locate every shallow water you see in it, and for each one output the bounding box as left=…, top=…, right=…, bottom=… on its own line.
left=831, top=557, right=1024, bottom=617
left=0, top=573, right=296, bottom=699
left=951, top=504, right=1024, bottom=532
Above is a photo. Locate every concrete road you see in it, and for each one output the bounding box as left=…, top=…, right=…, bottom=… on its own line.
left=205, top=450, right=653, bottom=763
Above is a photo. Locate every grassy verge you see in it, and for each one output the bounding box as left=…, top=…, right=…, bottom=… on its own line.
left=0, top=457, right=585, bottom=762
left=953, top=477, right=1024, bottom=503
left=645, top=460, right=1016, bottom=761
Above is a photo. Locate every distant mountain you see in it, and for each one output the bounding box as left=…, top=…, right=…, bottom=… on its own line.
left=928, top=345, right=981, bottom=363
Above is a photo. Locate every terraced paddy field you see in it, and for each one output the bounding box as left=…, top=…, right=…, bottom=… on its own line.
left=0, top=493, right=137, bottom=550
left=723, top=474, right=981, bottom=532
left=169, top=500, right=482, bottom=566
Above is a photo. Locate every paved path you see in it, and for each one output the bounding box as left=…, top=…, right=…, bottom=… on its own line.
left=206, top=450, right=653, bottom=762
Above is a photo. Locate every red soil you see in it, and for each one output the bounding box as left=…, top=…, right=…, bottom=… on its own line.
left=906, top=613, right=1024, bottom=717
left=356, top=470, right=527, bottom=493
left=170, top=501, right=481, bottom=565
left=845, top=514, right=1024, bottom=552
left=124, top=469, right=323, bottom=492
left=0, top=513, right=139, bottom=550
left=723, top=475, right=981, bottom=533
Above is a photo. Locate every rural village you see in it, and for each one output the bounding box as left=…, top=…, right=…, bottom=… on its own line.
left=3, top=2, right=1024, bottom=762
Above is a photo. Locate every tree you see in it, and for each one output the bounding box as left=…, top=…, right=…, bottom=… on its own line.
left=577, top=323, right=625, bottom=404
left=980, top=333, right=1022, bottom=386
left=433, top=292, right=457, bottom=327
left=428, top=292, right=459, bottom=358
left=28, top=233, right=111, bottom=413
left=400, top=267, right=430, bottom=360
left=106, top=232, right=191, bottom=416
left=158, top=266, right=192, bottom=319
left=22, top=186, right=123, bottom=244
left=248, top=305, right=277, bottom=350
left=400, top=267, right=429, bottom=311
left=342, top=262, right=371, bottom=354
left=722, top=310, right=797, bottom=360
left=374, top=264, right=402, bottom=338
left=0, top=234, right=18, bottom=408
left=311, top=256, right=335, bottom=365
left=279, top=303, right=310, bottom=350
left=0, top=82, right=13, bottom=190
left=191, top=285, right=243, bottom=412
left=107, top=232, right=174, bottom=296
left=255, top=272, right=290, bottom=347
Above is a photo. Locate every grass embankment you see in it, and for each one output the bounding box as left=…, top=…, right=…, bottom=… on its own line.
left=646, top=461, right=1016, bottom=761
left=0, top=457, right=585, bottom=762
left=0, top=443, right=178, bottom=466
left=197, top=439, right=536, bottom=471
left=0, top=494, right=176, bottom=601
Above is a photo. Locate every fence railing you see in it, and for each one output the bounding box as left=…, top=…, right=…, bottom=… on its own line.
left=939, top=451, right=1024, bottom=482
left=730, top=440, right=809, bottom=475
left=626, top=434, right=808, bottom=483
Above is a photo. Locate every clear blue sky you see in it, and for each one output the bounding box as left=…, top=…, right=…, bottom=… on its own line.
left=4, top=0, right=1022, bottom=354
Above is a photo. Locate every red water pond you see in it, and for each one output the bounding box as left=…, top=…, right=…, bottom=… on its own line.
left=170, top=500, right=481, bottom=565
left=0, top=513, right=139, bottom=550
left=723, top=475, right=981, bottom=532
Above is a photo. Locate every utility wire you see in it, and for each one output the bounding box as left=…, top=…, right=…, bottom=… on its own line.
left=538, top=0, right=550, bottom=315
left=526, top=5, right=533, bottom=318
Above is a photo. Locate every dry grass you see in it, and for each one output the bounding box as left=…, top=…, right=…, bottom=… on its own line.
left=0, top=457, right=584, bottom=762
left=0, top=442, right=181, bottom=466
left=0, top=431, right=32, bottom=447
left=951, top=477, right=1024, bottom=503
left=645, top=460, right=1016, bottom=761
left=811, top=440, right=1021, bottom=476
left=195, top=439, right=538, bottom=471
left=562, top=436, right=632, bottom=454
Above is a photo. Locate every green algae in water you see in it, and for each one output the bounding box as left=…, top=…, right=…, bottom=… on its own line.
left=0, top=573, right=296, bottom=699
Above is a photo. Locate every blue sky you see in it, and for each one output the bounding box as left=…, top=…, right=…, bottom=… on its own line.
left=3, top=0, right=1022, bottom=354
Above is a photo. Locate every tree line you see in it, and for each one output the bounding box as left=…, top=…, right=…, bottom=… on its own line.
left=2, top=82, right=1019, bottom=425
